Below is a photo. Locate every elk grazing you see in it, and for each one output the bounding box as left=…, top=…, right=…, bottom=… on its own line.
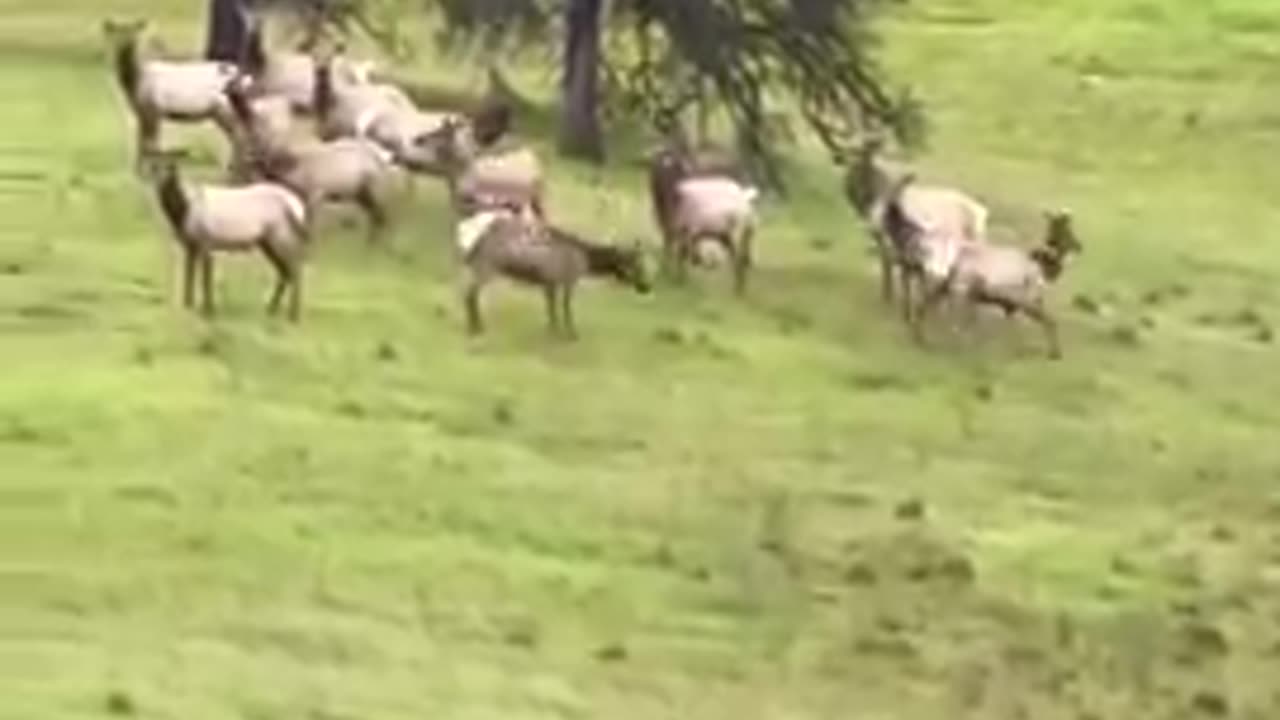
left=909, top=208, right=1083, bottom=358
left=842, top=134, right=989, bottom=315
left=456, top=207, right=650, bottom=338
left=226, top=78, right=397, bottom=245
left=102, top=19, right=240, bottom=173
left=146, top=150, right=309, bottom=321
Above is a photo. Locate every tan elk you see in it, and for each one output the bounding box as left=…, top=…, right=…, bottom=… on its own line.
left=147, top=150, right=310, bottom=321
left=103, top=19, right=239, bottom=173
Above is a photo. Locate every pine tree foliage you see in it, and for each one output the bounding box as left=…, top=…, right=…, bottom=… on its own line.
left=231, top=0, right=923, bottom=181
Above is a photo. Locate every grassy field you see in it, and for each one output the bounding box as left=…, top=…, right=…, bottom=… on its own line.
left=5, top=0, right=1280, bottom=717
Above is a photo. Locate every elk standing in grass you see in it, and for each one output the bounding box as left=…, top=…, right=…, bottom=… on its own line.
left=456, top=207, right=650, bottom=338
left=647, top=134, right=747, bottom=271
left=226, top=77, right=397, bottom=245
left=842, top=135, right=989, bottom=315
left=103, top=19, right=240, bottom=173
left=908, top=208, right=1083, bottom=358
left=147, top=150, right=310, bottom=321
left=649, top=147, right=759, bottom=294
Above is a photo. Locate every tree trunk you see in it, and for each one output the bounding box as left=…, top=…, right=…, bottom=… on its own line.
left=205, top=0, right=248, bottom=63
left=558, top=0, right=605, bottom=162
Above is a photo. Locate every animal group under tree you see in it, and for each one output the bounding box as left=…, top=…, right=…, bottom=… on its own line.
left=104, top=0, right=1083, bottom=358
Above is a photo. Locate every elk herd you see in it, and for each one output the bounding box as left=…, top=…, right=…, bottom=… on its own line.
left=102, top=15, right=1083, bottom=358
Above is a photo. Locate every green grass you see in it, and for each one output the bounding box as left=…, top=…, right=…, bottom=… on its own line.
left=5, top=0, right=1280, bottom=717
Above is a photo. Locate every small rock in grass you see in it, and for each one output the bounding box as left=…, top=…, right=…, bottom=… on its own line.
left=1072, top=293, right=1102, bottom=316
left=1189, top=690, right=1229, bottom=716
left=492, top=399, right=515, bottom=426
left=1110, top=324, right=1142, bottom=347
left=595, top=642, right=628, bottom=662
left=652, top=327, right=684, bottom=346
left=375, top=341, right=399, bottom=362
left=895, top=498, right=926, bottom=521
left=105, top=690, right=135, bottom=716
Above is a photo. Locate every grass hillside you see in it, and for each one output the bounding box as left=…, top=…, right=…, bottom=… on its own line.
left=5, top=0, right=1280, bottom=718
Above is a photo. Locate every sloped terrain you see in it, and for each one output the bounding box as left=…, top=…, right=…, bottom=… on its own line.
left=3, top=0, right=1280, bottom=718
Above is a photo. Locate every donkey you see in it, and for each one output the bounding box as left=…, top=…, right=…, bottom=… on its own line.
left=103, top=19, right=239, bottom=173
left=457, top=207, right=651, bottom=338
left=147, top=150, right=309, bottom=321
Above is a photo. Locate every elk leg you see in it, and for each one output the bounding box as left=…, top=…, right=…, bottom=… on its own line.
left=542, top=285, right=560, bottom=337
left=288, top=254, right=302, bottom=323
left=199, top=251, right=215, bottom=318
left=733, top=227, right=753, bottom=296
left=463, top=275, right=485, bottom=335
left=136, top=110, right=160, bottom=176
left=561, top=283, right=577, bottom=341
left=899, top=267, right=916, bottom=325
left=660, top=231, right=678, bottom=281
left=355, top=185, right=388, bottom=246
left=1023, top=303, right=1061, bottom=359
left=260, top=242, right=289, bottom=316
left=675, top=236, right=693, bottom=284
left=912, top=280, right=950, bottom=346
left=875, top=232, right=896, bottom=303
left=181, top=246, right=197, bottom=309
